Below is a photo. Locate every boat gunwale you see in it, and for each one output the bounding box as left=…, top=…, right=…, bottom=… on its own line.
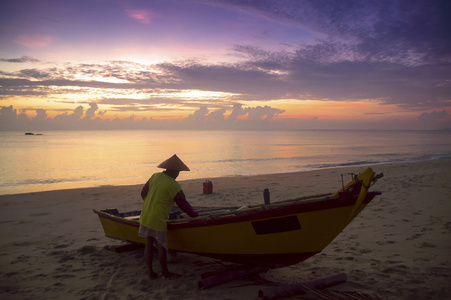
left=92, top=192, right=334, bottom=224
left=168, top=191, right=380, bottom=230
left=93, top=190, right=381, bottom=230
left=93, top=209, right=140, bottom=227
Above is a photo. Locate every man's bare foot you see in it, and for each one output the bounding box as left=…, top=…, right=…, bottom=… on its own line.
left=163, top=272, right=181, bottom=279
left=149, top=271, right=159, bottom=279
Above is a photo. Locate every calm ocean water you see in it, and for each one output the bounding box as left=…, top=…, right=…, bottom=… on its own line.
left=1, top=129, right=450, bottom=195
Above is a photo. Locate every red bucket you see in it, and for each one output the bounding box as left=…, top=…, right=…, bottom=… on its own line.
left=203, top=180, right=213, bottom=194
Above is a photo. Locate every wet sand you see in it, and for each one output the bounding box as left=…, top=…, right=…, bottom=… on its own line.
left=1, top=159, right=450, bottom=299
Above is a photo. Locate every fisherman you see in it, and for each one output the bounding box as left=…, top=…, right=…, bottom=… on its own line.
left=139, top=154, right=199, bottom=279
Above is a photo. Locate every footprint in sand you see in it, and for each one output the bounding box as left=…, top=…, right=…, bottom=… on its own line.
left=53, top=274, right=76, bottom=279
left=376, top=240, right=396, bottom=245
left=418, top=242, right=437, bottom=248
left=444, top=222, right=451, bottom=231
left=29, top=212, right=51, bottom=217
left=77, top=246, right=97, bottom=255
left=53, top=243, right=71, bottom=249
left=405, top=233, right=422, bottom=240
left=58, top=255, right=76, bottom=263
left=359, top=248, right=373, bottom=254
left=10, top=254, right=30, bottom=264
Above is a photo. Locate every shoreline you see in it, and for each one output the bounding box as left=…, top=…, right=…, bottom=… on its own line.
left=1, top=159, right=450, bottom=299
left=1, top=157, right=449, bottom=197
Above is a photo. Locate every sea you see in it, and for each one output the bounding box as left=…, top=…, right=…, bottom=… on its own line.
left=1, top=129, right=450, bottom=195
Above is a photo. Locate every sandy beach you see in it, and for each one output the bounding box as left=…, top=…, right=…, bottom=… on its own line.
left=1, top=159, right=450, bottom=299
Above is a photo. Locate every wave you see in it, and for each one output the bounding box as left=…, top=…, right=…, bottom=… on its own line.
left=301, top=154, right=451, bottom=172
left=1, top=176, right=95, bottom=188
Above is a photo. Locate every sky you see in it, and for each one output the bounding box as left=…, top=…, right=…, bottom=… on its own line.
left=0, top=0, right=450, bottom=130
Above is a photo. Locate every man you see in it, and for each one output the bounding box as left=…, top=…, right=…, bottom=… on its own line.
left=139, top=154, right=199, bottom=279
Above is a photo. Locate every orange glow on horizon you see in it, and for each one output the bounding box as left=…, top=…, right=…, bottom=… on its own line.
left=272, top=99, right=408, bottom=120
left=3, top=95, right=422, bottom=125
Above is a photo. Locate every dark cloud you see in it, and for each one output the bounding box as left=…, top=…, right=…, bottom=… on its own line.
left=0, top=56, right=40, bottom=63
left=0, top=77, right=123, bottom=89
left=1, top=52, right=450, bottom=111
left=196, top=0, right=451, bottom=108
left=418, top=110, right=448, bottom=122
left=231, top=44, right=450, bottom=108
left=417, top=110, right=450, bottom=130
left=18, top=68, right=51, bottom=79
left=155, top=62, right=286, bottom=100
left=213, top=0, right=451, bottom=65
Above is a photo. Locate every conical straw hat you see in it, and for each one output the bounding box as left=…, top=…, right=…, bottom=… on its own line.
left=157, top=154, right=190, bottom=171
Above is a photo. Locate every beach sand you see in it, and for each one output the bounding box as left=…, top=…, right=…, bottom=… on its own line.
left=1, top=159, right=450, bottom=299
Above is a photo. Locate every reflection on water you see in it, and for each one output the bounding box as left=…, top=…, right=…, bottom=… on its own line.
left=0, top=129, right=450, bottom=194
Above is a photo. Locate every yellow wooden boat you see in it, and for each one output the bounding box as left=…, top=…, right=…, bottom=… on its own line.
left=93, top=168, right=382, bottom=267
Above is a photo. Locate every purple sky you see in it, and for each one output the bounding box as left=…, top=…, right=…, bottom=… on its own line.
left=0, top=0, right=450, bottom=130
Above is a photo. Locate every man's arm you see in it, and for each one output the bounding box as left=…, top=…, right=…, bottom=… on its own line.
left=141, top=180, right=149, bottom=200
left=174, top=190, right=199, bottom=217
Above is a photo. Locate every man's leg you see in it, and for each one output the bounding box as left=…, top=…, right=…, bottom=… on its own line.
left=145, top=236, right=158, bottom=279
left=156, top=242, right=181, bottom=279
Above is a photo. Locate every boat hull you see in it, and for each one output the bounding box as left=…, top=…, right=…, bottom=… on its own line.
left=93, top=168, right=382, bottom=267
left=167, top=192, right=378, bottom=267
left=94, top=191, right=380, bottom=267
left=95, top=210, right=145, bottom=245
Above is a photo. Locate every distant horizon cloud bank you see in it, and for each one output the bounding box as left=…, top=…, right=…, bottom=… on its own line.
left=1, top=104, right=449, bottom=131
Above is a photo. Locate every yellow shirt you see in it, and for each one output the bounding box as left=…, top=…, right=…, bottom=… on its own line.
left=139, top=172, right=182, bottom=232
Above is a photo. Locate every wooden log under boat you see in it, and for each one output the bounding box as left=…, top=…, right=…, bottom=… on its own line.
left=258, top=273, right=348, bottom=299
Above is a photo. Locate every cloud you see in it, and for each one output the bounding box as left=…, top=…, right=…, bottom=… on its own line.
left=180, top=104, right=286, bottom=129
left=418, top=110, right=448, bottom=121
left=85, top=103, right=98, bottom=119
left=206, top=108, right=227, bottom=122
left=188, top=105, right=209, bottom=120
left=73, top=105, right=84, bottom=119
left=227, top=103, right=247, bottom=121
left=126, top=9, right=153, bottom=24
left=155, top=61, right=288, bottom=100
left=213, top=0, right=451, bottom=65
left=1, top=50, right=449, bottom=112
left=414, top=110, right=451, bottom=130
left=0, top=106, right=18, bottom=129
left=18, top=68, right=51, bottom=79
left=245, top=105, right=285, bottom=121
left=33, top=108, right=47, bottom=121
left=0, top=103, right=286, bottom=130
left=0, top=56, right=40, bottom=63
left=13, top=35, right=52, bottom=49
left=2, top=104, right=450, bottom=130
